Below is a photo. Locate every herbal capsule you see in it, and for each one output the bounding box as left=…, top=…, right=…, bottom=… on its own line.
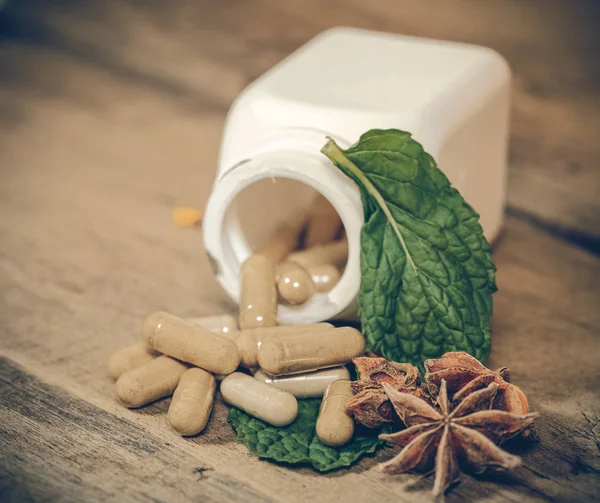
left=220, top=372, right=298, bottom=427
left=308, top=264, right=341, bottom=293
left=168, top=368, right=216, bottom=436
left=257, top=327, right=365, bottom=375
left=235, top=323, right=333, bottom=368
left=254, top=366, right=350, bottom=398
left=239, top=255, right=277, bottom=329
left=316, top=379, right=355, bottom=447
left=305, top=194, right=342, bottom=246
left=116, top=355, right=188, bottom=408
left=255, top=212, right=307, bottom=263
left=286, top=239, right=348, bottom=269
left=276, top=262, right=315, bottom=305
left=142, top=311, right=241, bottom=374
left=186, top=314, right=239, bottom=336
left=107, top=342, right=160, bottom=380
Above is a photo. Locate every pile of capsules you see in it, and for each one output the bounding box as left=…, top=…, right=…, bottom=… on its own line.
left=108, top=194, right=365, bottom=447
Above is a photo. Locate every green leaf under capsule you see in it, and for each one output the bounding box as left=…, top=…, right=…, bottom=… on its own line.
left=227, top=399, right=386, bottom=472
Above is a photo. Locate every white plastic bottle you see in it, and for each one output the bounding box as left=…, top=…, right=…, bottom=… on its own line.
left=203, top=27, right=510, bottom=325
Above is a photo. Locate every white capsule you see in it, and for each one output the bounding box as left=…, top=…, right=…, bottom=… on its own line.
left=220, top=372, right=298, bottom=427
left=254, top=366, right=350, bottom=398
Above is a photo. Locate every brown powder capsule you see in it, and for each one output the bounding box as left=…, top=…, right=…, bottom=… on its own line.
left=116, top=355, right=188, bottom=408
left=286, top=239, right=348, bottom=269
left=107, top=342, right=160, bottom=380
left=316, top=379, right=355, bottom=447
left=239, top=255, right=277, bottom=330
left=305, top=194, right=342, bottom=246
left=276, top=262, right=315, bottom=305
left=186, top=314, right=239, bottom=336
left=257, top=327, right=365, bottom=375
left=142, top=311, right=241, bottom=374
left=168, top=368, right=216, bottom=436
left=235, top=323, right=333, bottom=368
left=308, top=264, right=341, bottom=293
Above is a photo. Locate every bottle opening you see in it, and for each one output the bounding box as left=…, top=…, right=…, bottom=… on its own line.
left=203, top=149, right=363, bottom=323
left=223, top=177, right=349, bottom=308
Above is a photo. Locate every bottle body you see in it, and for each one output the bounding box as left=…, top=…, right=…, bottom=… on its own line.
left=203, top=28, right=510, bottom=324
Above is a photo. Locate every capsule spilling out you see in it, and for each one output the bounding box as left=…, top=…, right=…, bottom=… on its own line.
left=254, top=366, right=350, bottom=398
left=186, top=314, right=239, bottom=336
left=257, top=326, right=365, bottom=375
left=239, top=255, right=277, bottom=330
left=116, top=355, right=188, bottom=408
left=168, top=368, right=216, bottom=436
left=235, top=323, right=333, bottom=369
left=220, top=372, right=298, bottom=427
left=316, top=379, right=355, bottom=447
left=143, top=311, right=241, bottom=374
left=107, top=342, right=161, bottom=380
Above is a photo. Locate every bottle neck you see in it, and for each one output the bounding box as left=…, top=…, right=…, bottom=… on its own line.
left=203, top=146, right=363, bottom=324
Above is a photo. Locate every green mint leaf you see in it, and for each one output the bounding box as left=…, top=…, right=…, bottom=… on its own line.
left=227, top=399, right=386, bottom=472
left=321, top=129, right=496, bottom=370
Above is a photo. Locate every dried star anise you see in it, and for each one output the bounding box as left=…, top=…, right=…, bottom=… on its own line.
left=345, top=357, right=427, bottom=428
left=379, top=379, right=538, bottom=496
left=424, top=352, right=529, bottom=416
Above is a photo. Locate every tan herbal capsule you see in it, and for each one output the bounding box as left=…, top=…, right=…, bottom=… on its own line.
left=254, top=366, right=350, bottom=398
left=116, top=355, right=188, bottom=408
left=276, top=262, right=315, bottom=305
left=236, top=323, right=333, bottom=368
left=239, top=255, right=277, bottom=330
left=286, top=239, right=348, bottom=269
left=316, top=379, right=355, bottom=447
left=255, top=211, right=307, bottom=263
left=258, top=327, right=365, bottom=375
left=308, top=264, right=341, bottom=293
left=168, top=368, right=216, bottom=436
left=186, top=314, right=239, bottom=337
left=142, top=311, right=241, bottom=374
left=107, top=342, right=160, bottom=380
left=220, top=372, right=298, bottom=427
left=305, top=194, right=343, bottom=246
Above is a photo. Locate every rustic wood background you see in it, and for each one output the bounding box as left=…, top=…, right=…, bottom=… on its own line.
left=1, top=0, right=599, bottom=501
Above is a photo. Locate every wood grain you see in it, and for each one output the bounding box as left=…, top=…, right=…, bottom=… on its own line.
left=0, top=0, right=599, bottom=501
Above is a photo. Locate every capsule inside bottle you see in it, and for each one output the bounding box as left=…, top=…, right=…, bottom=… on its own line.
left=276, top=262, right=315, bottom=305
left=307, top=264, right=341, bottom=293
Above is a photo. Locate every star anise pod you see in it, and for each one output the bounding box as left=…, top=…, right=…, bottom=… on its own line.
left=379, top=379, right=538, bottom=497
left=345, top=357, right=427, bottom=428
left=424, top=352, right=529, bottom=416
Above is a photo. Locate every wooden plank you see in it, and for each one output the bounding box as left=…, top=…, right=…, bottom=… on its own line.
left=5, top=0, right=594, bottom=238
left=0, top=0, right=599, bottom=501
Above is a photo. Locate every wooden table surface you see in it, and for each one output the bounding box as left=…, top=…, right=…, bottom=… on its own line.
left=1, top=1, right=598, bottom=502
